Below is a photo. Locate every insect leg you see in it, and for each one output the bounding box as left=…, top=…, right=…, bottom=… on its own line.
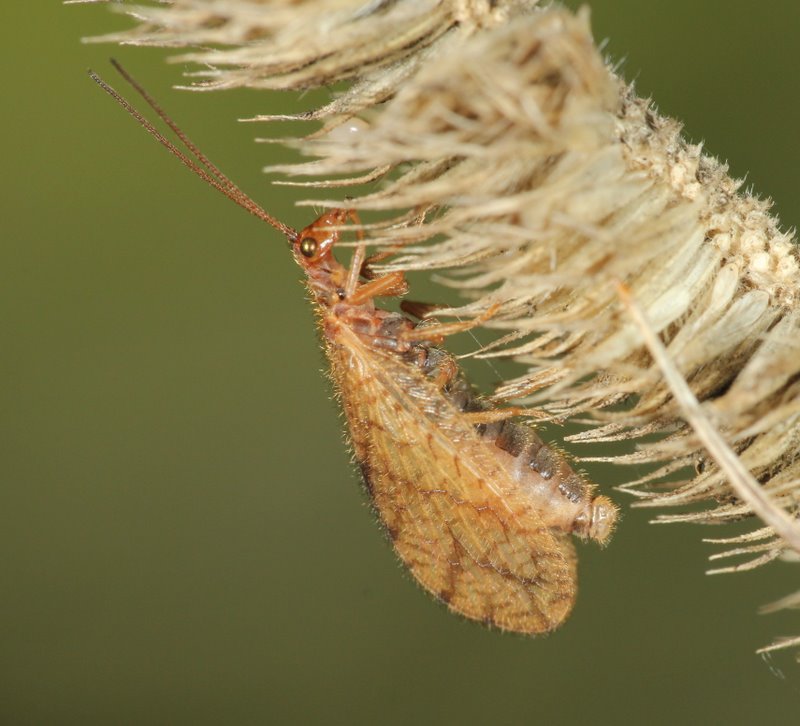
left=344, top=209, right=366, bottom=298
left=399, top=300, right=447, bottom=320
left=460, top=408, right=527, bottom=425
left=402, top=303, right=501, bottom=343
left=347, top=271, right=409, bottom=305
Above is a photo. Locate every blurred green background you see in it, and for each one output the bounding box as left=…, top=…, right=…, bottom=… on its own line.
left=3, top=2, right=800, bottom=724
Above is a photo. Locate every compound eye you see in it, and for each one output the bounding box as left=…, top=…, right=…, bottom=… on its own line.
left=299, top=237, right=318, bottom=258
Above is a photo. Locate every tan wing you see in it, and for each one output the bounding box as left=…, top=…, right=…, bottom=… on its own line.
left=327, top=326, right=577, bottom=633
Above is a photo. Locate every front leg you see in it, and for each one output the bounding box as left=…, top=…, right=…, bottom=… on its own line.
left=346, top=271, right=409, bottom=306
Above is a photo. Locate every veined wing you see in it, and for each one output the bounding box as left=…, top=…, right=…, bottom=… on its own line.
left=327, top=326, right=577, bottom=633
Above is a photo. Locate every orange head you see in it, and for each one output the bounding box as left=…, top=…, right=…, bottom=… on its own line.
left=291, top=209, right=351, bottom=304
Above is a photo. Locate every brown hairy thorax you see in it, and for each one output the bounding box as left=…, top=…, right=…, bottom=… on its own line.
left=90, top=61, right=617, bottom=634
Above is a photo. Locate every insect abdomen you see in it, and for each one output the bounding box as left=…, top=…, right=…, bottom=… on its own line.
left=416, top=344, right=618, bottom=545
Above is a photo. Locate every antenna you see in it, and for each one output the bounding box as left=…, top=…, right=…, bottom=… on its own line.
left=88, top=61, right=298, bottom=242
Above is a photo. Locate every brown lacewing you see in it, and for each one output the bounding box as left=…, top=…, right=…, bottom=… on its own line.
left=90, top=61, right=618, bottom=633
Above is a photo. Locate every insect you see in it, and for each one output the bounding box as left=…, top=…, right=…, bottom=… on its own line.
left=90, top=61, right=618, bottom=633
